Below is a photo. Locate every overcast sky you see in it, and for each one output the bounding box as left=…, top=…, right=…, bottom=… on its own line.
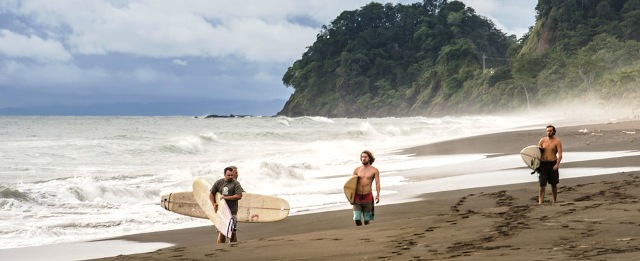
left=0, top=0, right=537, bottom=116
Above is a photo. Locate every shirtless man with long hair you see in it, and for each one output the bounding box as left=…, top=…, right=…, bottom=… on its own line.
left=352, top=150, right=380, bottom=226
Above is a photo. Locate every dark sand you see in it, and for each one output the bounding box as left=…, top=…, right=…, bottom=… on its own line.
left=91, top=120, right=640, bottom=260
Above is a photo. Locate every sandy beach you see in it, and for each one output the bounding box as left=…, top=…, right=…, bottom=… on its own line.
left=82, top=120, right=639, bottom=260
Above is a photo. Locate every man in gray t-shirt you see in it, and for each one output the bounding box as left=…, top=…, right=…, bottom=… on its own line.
left=209, top=166, right=244, bottom=243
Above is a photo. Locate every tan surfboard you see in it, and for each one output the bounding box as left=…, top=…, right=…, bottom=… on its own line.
left=343, top=175, right=359, bottom=205
left=161, top=192, right=206, bottom=218
left=215, top=192, right=290, bottom=222
left=161, top=190, right=290, bottom=222
left=192, top=178, right=235, bottom=238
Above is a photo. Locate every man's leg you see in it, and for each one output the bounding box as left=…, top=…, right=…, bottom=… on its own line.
left=363, top=200, right=373, bottom=225
left=353, top=204, right=363, bottom=226
left=550, top=169, right=559, bottom=205
left=538, top=169, right=549, bottom=205
left=217, top=232, right=226, bottom=243
left=230, top=216, right=238, bottom=242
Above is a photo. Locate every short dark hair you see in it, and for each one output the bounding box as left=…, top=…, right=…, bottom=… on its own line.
left=362, top=150, right=375, bottom=164
left=224, top=167, right=234, bottom=173
left=547, top=125, right=556, bottom=135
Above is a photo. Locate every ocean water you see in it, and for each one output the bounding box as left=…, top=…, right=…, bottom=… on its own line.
left=0, top=113, right=623, bottom=249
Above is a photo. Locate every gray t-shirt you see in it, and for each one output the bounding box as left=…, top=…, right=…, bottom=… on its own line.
left=210, top=178, right=243, bottom=215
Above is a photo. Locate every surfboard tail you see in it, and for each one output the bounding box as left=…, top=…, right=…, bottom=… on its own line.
left=347, top=192, right=355, bottom=205
left=529, top=159, right=534, bottom=168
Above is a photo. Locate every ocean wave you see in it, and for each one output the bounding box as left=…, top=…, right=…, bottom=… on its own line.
left=53, top=220, right=124, bottom=229
left=259, top=162, right=305, bottom=180
left=159, top=144, right=195, bottom=154
left=197, top=133, right=218, bottom=142
left=388, top=123, right=418, bottom=136
left=109, top=134, right=147, bottom=141
left=255, top=131, right=284, bottom=138
left=0, top=198, right=23, bottom=210
left=290, top=162, right=312, bottom=170
left=0, top=186, right=31, bottom=201
left=159, top=133, right=219, bottom=154
left=304, top=116, right=335, bottom=123
left=343, top=122, right=380, bottom=138
left=278, top=118, right=290, bottom=126
left=1, top=115, right=555, bottom=249
left=66, top=184, right=158, bottom=203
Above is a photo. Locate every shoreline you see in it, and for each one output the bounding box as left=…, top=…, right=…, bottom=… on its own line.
left=91, top=171, right=640, bottom=260
left=94, top=119, right=640, bottom=260
left=3, top=119, right=639, bottom=260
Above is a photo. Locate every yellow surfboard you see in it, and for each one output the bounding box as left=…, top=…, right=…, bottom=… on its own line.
left=343, top=176, right=359, bottom=205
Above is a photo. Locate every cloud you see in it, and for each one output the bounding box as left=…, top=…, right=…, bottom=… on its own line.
left=6, top=1, right=431, bottom=62
left=0, top=59, right=108, bottom=89
left=459, top=0, right=536, bottom=38
left=5, top=0, right=536, bottom=63
left=7, top=0, right=328, bottom=62
left=0, top=0, right=537, bottom=114
left=0, top=29, right=72, bottom=62
left=172, top=59, right=188, bottom=66
left=116, top=67, right=163, bottom=84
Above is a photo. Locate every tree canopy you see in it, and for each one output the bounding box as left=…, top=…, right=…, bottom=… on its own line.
left=278, top=0, right=640, bottom=117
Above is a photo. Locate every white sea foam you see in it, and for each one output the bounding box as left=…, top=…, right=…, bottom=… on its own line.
left=0, top=110, right=637, bottom=249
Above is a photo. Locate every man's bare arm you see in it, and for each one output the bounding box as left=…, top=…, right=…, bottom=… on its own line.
left=209, top=192, right=218, bottom=211
left=374, top=170, right=380, bottom=203
left=554, top=140, right=563, bottom=169
left=221, top=193, right=243, bottom=201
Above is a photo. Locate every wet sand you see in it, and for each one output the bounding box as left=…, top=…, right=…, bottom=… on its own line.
left=90, top=120, right=640, bottom=260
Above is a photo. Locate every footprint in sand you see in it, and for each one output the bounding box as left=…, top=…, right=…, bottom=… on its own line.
left=425, top=226, right=438, bottom=232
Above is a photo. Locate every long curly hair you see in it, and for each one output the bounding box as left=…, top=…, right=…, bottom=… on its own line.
left=362, top=150, right=375, bottom=165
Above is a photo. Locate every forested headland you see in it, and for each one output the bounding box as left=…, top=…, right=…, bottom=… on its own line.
left=277, top=0, right=640, bottom=117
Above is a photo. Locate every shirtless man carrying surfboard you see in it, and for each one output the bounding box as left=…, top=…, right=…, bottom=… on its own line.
left=537, top=125, right=563, bottom=205
left=352, top=150, right=381, bottom=226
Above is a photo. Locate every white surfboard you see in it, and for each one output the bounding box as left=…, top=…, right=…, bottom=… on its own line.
left=192, top=178, right=235, bottom=238
left=520, top=145, right=541, bottom=170
left=161, top=191, right=290, bottom=222
left=343, top=176, right=358, bottom=205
